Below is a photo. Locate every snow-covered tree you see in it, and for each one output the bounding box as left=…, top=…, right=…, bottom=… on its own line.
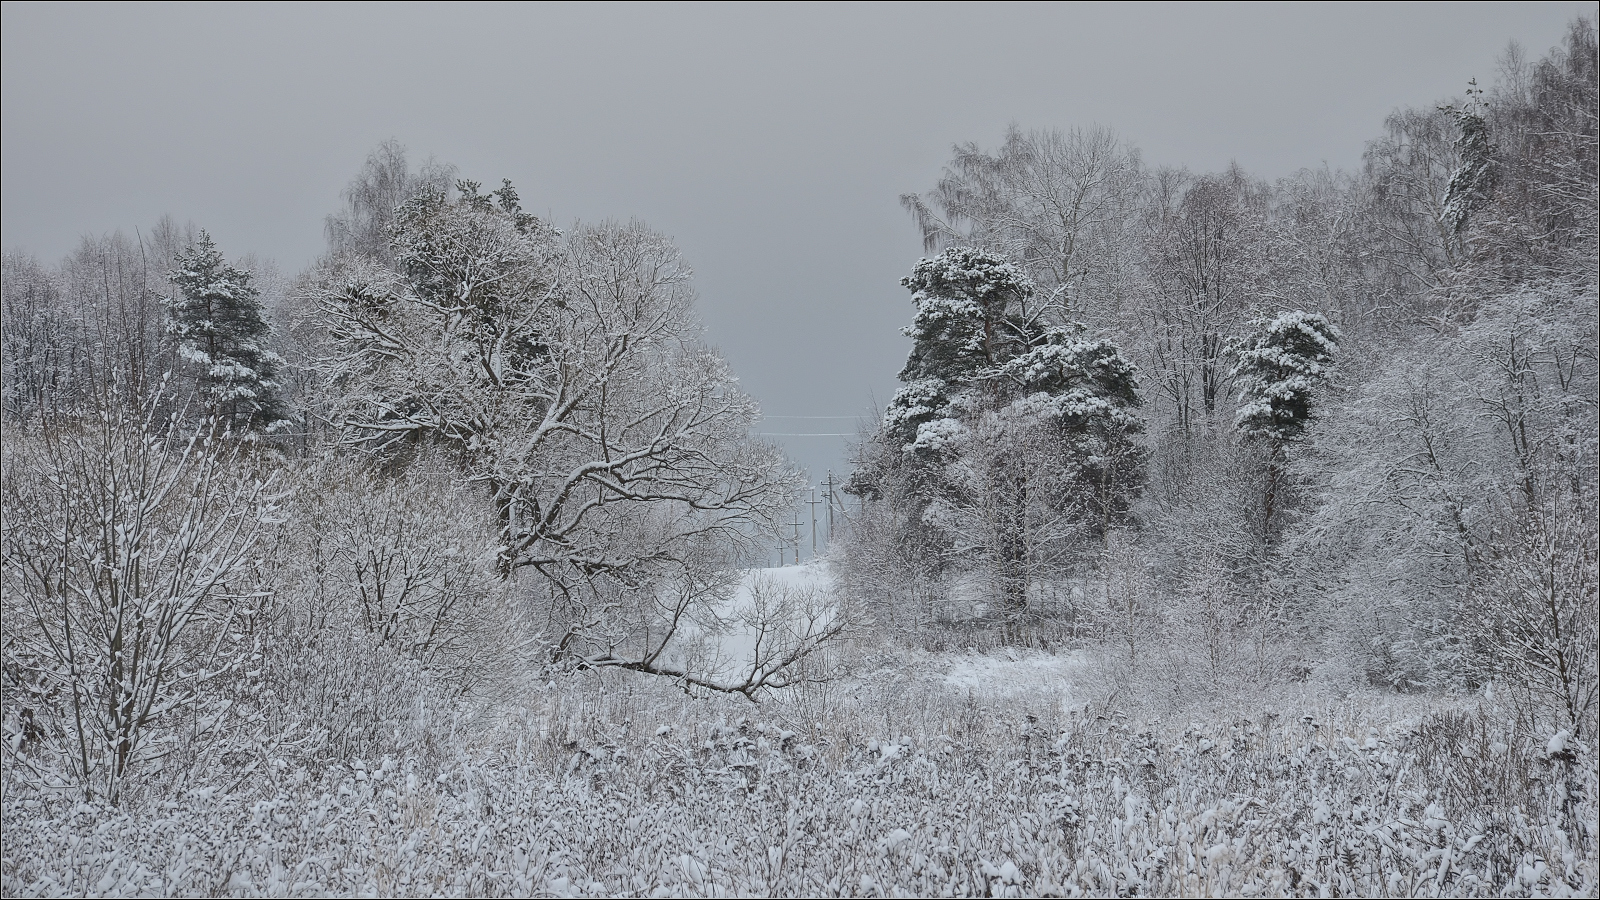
left=307, top=178, right=814, bottom=693
left=1442, top=83, right=1497, bottom=237
left=900, top=125, right=1143, bottom=326
left=1294, top=272, right=1596, bottom=716
left=854, top=247, right=1143, bottom=623
left=1138, top=167, right=1270, bottom=433
left=1230, top=309, right=1338, bottom=540
left=1231, top=310, right=1339, bottom=443
left=165, top=232, right=289, bottom=431
left=1363, top=105, right=1464, bottom=292
left=323, top=139, right=457, bottom=260
left=0, top=250, right=78, bottom=419
left=0, top=400, right=276, bottom=802
left=3, top=227, right=186, bottom=421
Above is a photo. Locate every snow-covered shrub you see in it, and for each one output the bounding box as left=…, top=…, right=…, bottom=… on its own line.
left=270, top=459, right=531, bottom=698
left=0, top=404, right=277, bottom=804
left=3, top=666, right=1593, bottom=897
left=182, top=458, right=539, bottom=780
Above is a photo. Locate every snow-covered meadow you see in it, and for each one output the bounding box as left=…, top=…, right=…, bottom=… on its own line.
left=659, top=564, right=844, bottom=694
left=4, top=621, right=1593, bottom=897
left=4, top=563, right=1595, bottom=897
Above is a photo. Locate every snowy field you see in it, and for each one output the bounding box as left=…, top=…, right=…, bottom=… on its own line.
left=936, top=647, right=1089, bottom=701
left=669, top=563, right=1086, bottom=705
left=3, top=564, right=1593, bottom=898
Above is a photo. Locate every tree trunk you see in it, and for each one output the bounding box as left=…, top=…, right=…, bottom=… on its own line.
left=998, top=475, right=1029, bottom=636
left=1263, top=441, right=1285, bottom=545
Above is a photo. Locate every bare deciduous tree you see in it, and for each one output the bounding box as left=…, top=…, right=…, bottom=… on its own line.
left=1, top=403, right=276, bottom=802
left=304, top=178, right=816, bottom=695
left=902, top=125, right=1143, bottom=325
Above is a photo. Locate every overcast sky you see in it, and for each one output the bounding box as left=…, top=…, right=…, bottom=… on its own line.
left=3, top=2, right=1592, bottom=494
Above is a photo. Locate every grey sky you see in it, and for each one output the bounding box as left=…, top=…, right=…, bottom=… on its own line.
left=3, top=2, right=1591, bottom=494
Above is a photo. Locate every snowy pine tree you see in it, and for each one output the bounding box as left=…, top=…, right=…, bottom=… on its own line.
left=165, top=232, right=289, bottom=431
left=1230, top=310, right=1339, bottom=443
left=1231, top=309, right=1338, bottom=539
left=855, top=247, right=1143, bottom=620
left=1442, top=81, right=1497, bottom=236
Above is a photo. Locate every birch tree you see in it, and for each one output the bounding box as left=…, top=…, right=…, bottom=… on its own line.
left=901, top=125, right=1143, bottom=326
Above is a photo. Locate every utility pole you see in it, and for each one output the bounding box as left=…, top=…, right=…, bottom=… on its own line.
left=823, top=471, right=836, bottom=542
left=807, top=487, right=822, bottom=556
left=792, top=514, right=804, bottom=565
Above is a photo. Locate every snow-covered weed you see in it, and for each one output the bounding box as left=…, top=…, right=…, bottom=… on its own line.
left=4, top=664, right=1593, bottom=897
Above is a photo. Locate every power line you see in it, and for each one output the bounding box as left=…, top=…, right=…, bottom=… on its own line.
left=754, top=432, right=855, bottom=436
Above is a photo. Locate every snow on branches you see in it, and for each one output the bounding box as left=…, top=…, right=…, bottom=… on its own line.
left=304, top=179, right=809, bottom=693
left=854, top=246, right=1144, bottom=620
left=1230, top=310, right=1340, bottom=443
left=165, top=232, right=290, bottom=431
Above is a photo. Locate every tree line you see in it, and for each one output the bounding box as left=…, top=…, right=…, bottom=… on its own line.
left=1, top=147, right=827, bottom=804
left=840, top=20, right=1597, bottom=739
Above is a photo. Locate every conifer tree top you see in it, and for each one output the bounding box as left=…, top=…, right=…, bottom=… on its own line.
left=164, top=230, right=287, bottom=430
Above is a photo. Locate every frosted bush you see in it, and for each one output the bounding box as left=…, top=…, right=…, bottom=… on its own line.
left=4, top=663, right=1593, bottom=897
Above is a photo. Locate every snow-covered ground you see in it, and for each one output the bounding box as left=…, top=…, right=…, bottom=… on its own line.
left=7, top=657, right=1592, bottom=898
left=934, top=646, right=1089, bottom=700
left=4, top=562, right=1593, bottom=897
left=662, top=562, right=839, bottom=687
left=740, top=561, right=831, bottom=597
left=685, top=564, right=1090, bottom=704
left=679, top=563, right=1093, bottom=704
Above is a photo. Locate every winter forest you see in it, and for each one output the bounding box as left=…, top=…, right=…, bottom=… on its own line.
left=1, top=16, right=1596, bottom=899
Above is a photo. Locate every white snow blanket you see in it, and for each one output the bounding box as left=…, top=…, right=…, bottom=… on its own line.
left=662, top=563, right=838, bottom=689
